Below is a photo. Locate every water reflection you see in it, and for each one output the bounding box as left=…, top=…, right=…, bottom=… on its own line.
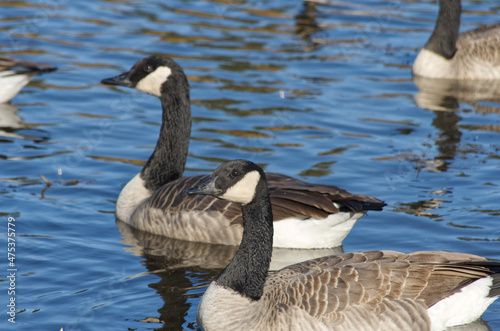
left=118, top=221, right=232, bottom=329
left=412, top=76, right=500, bottom=172
left=431, top=111, right=462, bottom=172
left=294, top=1, right=322, bottom=51
left=118, top=220, right=344, bottom=271
left=0, top=103, right=36, bottom=140
left=413, top=76, right=500, bottom=111
left=118, top=221, right=238, bottom=270
left=393, top=198, right=445, bottom=220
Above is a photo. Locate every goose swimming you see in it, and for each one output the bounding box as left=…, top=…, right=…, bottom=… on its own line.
left=101, top=56, right=385, bottom=248
left=412, top=0, right=500, bottom=80
left=185, top=159, right=500, bottom=331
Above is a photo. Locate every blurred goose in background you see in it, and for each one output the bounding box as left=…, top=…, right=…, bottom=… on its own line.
left=0, top=56, right=56, bottom=103
left=185, top=159, right=500, bottom=331
left=412, top=0, right=500, bottom=80
left=101, top=56, right=385, bottom=248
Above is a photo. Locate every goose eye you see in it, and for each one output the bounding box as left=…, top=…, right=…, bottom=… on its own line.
left=231, top=170, right=239, bottom=178
left=144, top=65, right=153, bottom=73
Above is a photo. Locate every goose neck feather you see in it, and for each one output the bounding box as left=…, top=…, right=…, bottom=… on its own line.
left=214, top=177, right=273, bottom=301
left=140, top=70, right=191, bottom=191
left=424, top=0, right=461, bottom=59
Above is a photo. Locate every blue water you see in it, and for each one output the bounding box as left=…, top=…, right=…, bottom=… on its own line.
left=1, top=0, right=499, bottom=330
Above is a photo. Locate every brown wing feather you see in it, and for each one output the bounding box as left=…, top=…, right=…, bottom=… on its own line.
left=266, top=172, right=385, bottom=214
left=267, top=250, right=493, bottom=320
left=270, top=197, right=331, bottom=219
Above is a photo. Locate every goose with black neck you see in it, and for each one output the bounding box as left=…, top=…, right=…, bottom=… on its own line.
left=185, top=159, right=500, bottom=331
left=101, top=56, right=385, bottom=248
left=412, top=0, right=500, bottom=80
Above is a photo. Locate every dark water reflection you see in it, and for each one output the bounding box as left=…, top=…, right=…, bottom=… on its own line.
left=1, top=0, right=500, bottom=330
left=119, top=222, right=228, bottom=330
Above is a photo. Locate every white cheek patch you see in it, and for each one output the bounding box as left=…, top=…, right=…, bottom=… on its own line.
left=135, top=66, right=172, bottom=97
left=220, top=170, right=260, bottom=205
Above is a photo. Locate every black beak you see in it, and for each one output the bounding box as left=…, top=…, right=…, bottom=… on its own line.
left=182, top=176, right=220, bottom=197
left=101, top=71, right=133, bottom=87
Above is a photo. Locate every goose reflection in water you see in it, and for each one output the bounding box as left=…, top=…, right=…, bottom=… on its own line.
left=294, top=1, right=322, bottom=52
left=413, top=76, right=500, bottom=172
left=413, top=76, right=500, bottom=112
left=0, top=103, right=28, bottom=139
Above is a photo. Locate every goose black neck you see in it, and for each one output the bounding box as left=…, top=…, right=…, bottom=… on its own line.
left=215, top=179, right=273, bottom=301
left=424, top=0, right=461, bottom=59
left=140, top=75, right=191, bottom=191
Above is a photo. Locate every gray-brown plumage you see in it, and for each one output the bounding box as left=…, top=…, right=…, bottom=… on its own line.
left=101, top=56, right=385, bottom=248
left=184, top=160, right=500, bottom=331
left=256, top=250, right=496, bottom=331
left=412, top=0, right=500, bottom=80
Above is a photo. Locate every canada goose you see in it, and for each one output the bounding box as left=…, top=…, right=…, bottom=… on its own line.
left=101, top=56, right=385, bottom=248
left=184, top=159, right=500, bottom=331
left=412, top=0, right=500, bottom=80
left=0, top=57, right=56, bottom=103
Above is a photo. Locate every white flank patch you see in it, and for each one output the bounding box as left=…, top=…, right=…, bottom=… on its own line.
left=116, top=173, right=152, bottom=221
left=220, top=170, right=260, bottom=205
left=272, top=211, right=364, bottom=249
left=135, top=66, right=172, bottom=97
left=428, top=276, right=497, bottom=331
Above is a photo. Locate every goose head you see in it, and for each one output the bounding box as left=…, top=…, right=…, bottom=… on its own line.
left=101, top=55, right=188, bottom=98
left=184, top=159, right=266, bottom=205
